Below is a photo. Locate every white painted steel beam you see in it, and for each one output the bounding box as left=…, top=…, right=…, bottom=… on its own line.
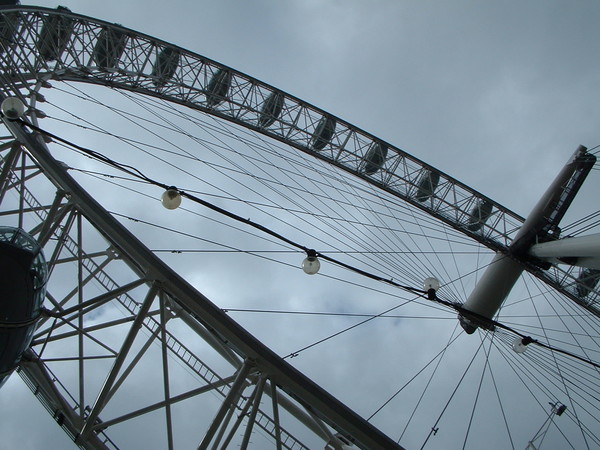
left=460, top=146, right=596, bottom=332
left=529, top=233, right=600, bottom=269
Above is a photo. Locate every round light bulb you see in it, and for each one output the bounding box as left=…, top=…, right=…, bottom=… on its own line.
left=302, top=255, right=320, bottom=275
left=423, top=276, right=440, bottom=299
left=161, top=187, right=182, bottom=209
left=512, top=337, right=528, bottom=354
left=1, top=96, right=26, bottom=120
left=423, top=277, right=440, bottom=292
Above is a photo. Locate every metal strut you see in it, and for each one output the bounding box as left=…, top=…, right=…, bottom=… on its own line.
left=459, top=145, right=597, bottom=333
left=1, top=103, right=404, bottom=450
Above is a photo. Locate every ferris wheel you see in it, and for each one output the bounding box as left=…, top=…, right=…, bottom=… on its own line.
left=0, top=5, right=599, bottom=449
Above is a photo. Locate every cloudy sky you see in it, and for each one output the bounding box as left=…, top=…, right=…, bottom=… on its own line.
left=1, top=1, right=600, bottom=449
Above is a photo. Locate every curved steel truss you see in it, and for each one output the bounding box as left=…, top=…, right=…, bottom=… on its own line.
left=1, top=5, right=599, bottom=449
left=0, top=128, right=399, bottom=449
left=1, top=6, right=597, bottom=316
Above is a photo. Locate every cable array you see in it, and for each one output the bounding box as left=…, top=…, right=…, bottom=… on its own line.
left=11, top=116, right=600, bottom=373
left=4, top=81, right=599, bottom=447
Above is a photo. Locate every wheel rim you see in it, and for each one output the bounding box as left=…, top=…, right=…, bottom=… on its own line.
left=0, top=6, right=599, bottom=449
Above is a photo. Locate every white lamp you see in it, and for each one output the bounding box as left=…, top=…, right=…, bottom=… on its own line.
left=423, top=276, right=440, bottom=299
left=161, top=187, right=182, bottom=209
left=1, top=97, right=26, bottom=120
left=512, top=336, right=530, bottom=354
left=302, top=250, right=320, bottom=275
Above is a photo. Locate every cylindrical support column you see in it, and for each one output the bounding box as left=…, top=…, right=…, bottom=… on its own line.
left=459, top=145, right=595, bottom=333
left=528, top=233, right=600, bottom=269
left=459, top=252, right=524, bottom=333
left=510, top=145, right=592, bottom=254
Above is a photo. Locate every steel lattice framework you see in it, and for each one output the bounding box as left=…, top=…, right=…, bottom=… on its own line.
left=0, top=5, right=599, bottom=449
left=1, top=6, right=598, bottom=315
left=1, top=119, right=401, bottom=448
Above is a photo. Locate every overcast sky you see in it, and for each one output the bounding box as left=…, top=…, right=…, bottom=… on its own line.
left=1, top=1, right=600, bottom=449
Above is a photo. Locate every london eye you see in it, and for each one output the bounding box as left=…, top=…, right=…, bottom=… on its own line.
left=1, top=3, right=599, bottom=449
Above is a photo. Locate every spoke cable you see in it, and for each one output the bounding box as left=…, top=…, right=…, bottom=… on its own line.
left=419, top=338, right=486, bottom=450
left=10, top=116, right=600, bottom=372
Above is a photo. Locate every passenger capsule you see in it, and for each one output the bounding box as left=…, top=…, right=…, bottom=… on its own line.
left=415, top=170, right=440, bottom=202
left=363, top=142, right=388, bottom=175
left=93, top=27, right=127, bottom=69
left=467, top=199, right=493, bottom=231
left=258, top=91, right=284, bottom=128
left=311, top=116, right=336, bottom=151
left=206, top=68, right=231, bottom=107
left=576, top=268, right=600, bottom=298
left=36, top=6, right=73, bottom=61
left=0, top=227, right=47, bottom=389
left=151, top=47, right=180, bottom=87
left=0, top=6, right=21, bottom=55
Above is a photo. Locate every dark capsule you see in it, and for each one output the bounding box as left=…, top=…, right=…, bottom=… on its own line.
left=467, top=199, right=493, bottom=231
left=36, top=6, right=73, bottom=61
left=151, top=46, right=180, bottom=87
left=576, top=268, right=600, bottom=298
left=0, top=8, right=21, bottom=55
left=206, top=68, right=231, bottom=107
left=93, top=27, right=127, bottom=69
left=0, top=227, right=47, bottom=389
left=363, top=142, right=388, bottom=175
left=415, top=170, right=440, bottom=202
left=258, top=91, right=284, bottom=128
left=311, top=116, right=336, bottom=151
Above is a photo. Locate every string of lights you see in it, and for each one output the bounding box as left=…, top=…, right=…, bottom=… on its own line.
left=3, top=101, right=599, bottom=370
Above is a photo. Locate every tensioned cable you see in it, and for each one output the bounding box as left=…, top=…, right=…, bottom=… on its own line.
left=282, top=295, right=422, bottom=359
left=562, top=209, right=600, bottom=235
left=491, top=339, right=585, bottom=449
left=0, top=146, right=592, bottom=388
left=11, top=83, right=600, bottom=426
left=71, top=164, right=455, bottom=245
left=123, top=90, right=463, bottom=295
left=495, top=335, right=600, bottom=446
left=223, top=308, right=456, bottom=320
left=70, top=168, right=457, bottom=316
left=502, top=286, right=599, bottom=329
left=87, top=169, right=493, bottom=320
left=499, top=320, right=600, bottom=351
left=488, top=333, right=598, bottom=449
left=75, top=162, right=497, bottom=300
left=72, top=167, right=297, bottom=252
left=527, top=275, right=600, bottom=359
left=442, top=301, right=600, bottom=370
left=65, top=135, right=481, bottom=252
left=19, top=115, right=435, bottom=296
left=182, top=106, right=482, bottom=304
left=493, top=328, right=598, bottom=408
left=48, top=89, right=478, bottom=298
left=397, top=322, right=463, bottom=442
left=108, top=212, right=449, bottom=314
left=500, top=272, right=600, bottom=353
left=525, top=281, right=594, bottom=449
left=48, top=82, right=488, bottom=286
left=367, top=331, right=463, bottom=422
left=43, top=84, right=482, bottom=312
left=419, top=339, right=485, bottom=450
left=462, top=335, right=495, bottom=450
left=4, top=110, right=600, bottom=446
left=525, top=275, right=600, bottom=364
left=10, top=116, right=600, bottom=371
left=491, top=331, right=600, bottom=416
left=479, top=332, right=516, bottom=450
